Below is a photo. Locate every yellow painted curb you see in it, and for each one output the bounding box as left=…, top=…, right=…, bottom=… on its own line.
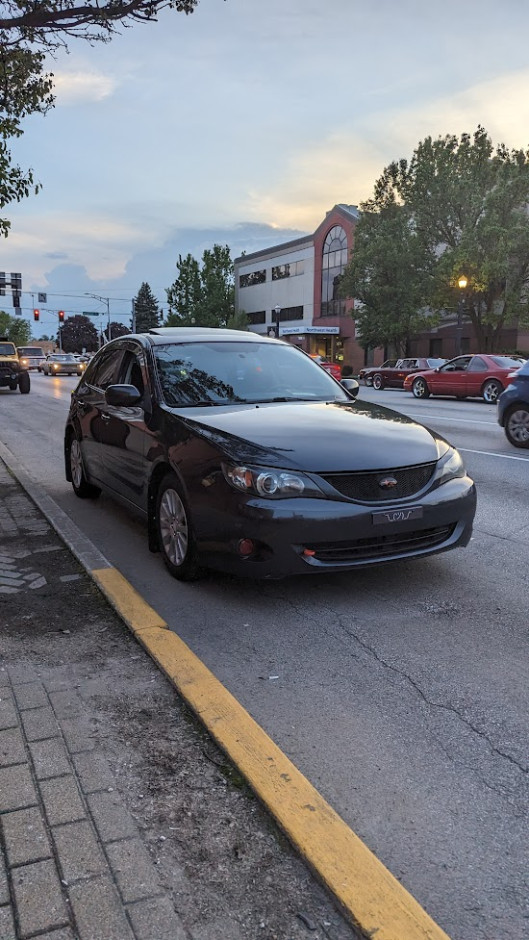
left=94, top=566, right=450, bottom=940
left=92, top=567, right=167, bottom=634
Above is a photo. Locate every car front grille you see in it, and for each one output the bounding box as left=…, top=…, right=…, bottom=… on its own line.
left=0, top=363, right=19, bottom=375
left=303, top=524, right=454, bottom=564
left=320, top=463, right=436, bottom=502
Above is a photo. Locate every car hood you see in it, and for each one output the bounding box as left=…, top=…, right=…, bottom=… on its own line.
left=172, top=400, right=446, bottom=472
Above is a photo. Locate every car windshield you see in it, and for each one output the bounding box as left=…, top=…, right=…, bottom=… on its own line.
left=53, top=355, right=74, bottom=361
left=18, top=347, right=44, bottom=356
left=0, top=343, right=16, bottom=355
left=490, top=356, right=525, bottom=368
left=154, top=341, right=348, bottom=407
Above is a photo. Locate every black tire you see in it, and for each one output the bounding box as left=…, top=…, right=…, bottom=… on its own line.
left=481, top=379, right=502, bottom=404
left=9, top=380, right=18, bottom=391
left=412, top=377, right=430, bottom=399
left=365, top=376, right=373, bottom=387
left=372, top=374, right=384, bottom=390
left=504, top=404, right=529, bottom=448
left=18, top=372, right=30, bottom=394
left=156, top=473, right=200, bottom=581
left=67, top=434, right=101, bottom=499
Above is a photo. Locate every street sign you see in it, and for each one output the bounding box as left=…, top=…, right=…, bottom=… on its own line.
left=82, top=311, right=100, bottom=317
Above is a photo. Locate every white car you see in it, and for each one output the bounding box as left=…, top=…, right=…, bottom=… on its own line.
left=42, top=354, right=85, bottom=376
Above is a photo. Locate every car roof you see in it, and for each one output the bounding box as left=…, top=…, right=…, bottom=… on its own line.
left=126, top=327, right=283, bottom=347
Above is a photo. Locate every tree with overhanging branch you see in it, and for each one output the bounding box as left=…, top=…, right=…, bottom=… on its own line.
left=0, top=0, right=198, bottom=235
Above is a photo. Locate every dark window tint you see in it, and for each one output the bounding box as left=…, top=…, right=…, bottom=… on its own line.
left=118, top=350, right=146, bottom=396
left=84, top=347, right=121, bottom=389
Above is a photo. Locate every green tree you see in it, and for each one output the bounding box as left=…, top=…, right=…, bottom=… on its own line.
left=166, top=244, right=235, bottom=328
left=362, top=126, right=529, bottom=351
left=58, top=314, right=99, bottom=353
left=0, top=310, right=31, bottom=344
left=132, top=282, right=160, bottom=332
left=198, top=244, right=235, bottom=327
left=0, top=0, right=197, bottom=235
left=107, top=320, right=130, bottom=340
left=166, top=254, right=202, bottom=325
left=341, top=203, right=435, bottom=356
left=226, top=310, right=249, bottom=331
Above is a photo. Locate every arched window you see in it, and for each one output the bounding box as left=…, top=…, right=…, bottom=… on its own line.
left=321, top=225, right=348, bottom=317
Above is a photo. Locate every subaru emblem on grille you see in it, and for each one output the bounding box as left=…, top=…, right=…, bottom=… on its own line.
left=379, top=476, right=398, bottom=489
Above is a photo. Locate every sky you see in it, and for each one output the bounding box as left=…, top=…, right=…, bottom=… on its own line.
left=3, top=0, right=529, bottom=337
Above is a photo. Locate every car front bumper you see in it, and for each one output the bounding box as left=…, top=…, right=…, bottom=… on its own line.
left=190, top=475, right=477, bottom=579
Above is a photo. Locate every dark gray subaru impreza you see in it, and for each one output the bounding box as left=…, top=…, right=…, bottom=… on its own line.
left=64, top=328, right=476, bottom=580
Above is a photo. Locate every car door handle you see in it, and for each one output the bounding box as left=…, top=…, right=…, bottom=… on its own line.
left=101, top=413, right=111, bottom=422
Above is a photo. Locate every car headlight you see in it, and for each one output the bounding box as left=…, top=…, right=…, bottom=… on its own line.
left=435, top=446, right=466, bottom=485
left=223, top=463, right=325, bottom=499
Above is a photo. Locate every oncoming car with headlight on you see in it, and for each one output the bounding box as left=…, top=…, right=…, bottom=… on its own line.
left=64, top=328, right=476, bottom=581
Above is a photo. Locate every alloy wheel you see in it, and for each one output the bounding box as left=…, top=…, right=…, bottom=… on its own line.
left=159, top=487, right=189, bottom=567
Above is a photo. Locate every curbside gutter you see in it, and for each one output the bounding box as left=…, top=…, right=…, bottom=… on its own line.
left=0, top=439, right=451, bottom=940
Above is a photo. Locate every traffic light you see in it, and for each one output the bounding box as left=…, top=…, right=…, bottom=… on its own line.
left=33, top=309, right=40, bottom=322
left=0, top=272, right=5, bottom=296
left=58, top=310, right=65, bottom=322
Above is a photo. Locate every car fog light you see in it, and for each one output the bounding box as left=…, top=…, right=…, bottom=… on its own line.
left=238, top=538, right=255, bottom=556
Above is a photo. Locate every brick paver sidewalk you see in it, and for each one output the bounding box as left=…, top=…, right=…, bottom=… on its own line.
left=0, top=458, right=189, bottom=940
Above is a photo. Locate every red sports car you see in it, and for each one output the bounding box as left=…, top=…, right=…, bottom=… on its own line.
left=403, top=354, right=525, bottom=403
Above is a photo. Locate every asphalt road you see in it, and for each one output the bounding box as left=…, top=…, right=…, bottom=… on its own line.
left=1, top=374, right=528, bottom=940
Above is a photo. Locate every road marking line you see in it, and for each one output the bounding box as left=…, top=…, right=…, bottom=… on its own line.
left=92, top=564, right=450, bottom=940
left=458, top=447, right=529, bottom=460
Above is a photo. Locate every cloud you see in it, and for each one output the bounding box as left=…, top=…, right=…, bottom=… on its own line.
left=245, top=69, right=529, bottom=230
left=53, top=70, right=117, bottom=104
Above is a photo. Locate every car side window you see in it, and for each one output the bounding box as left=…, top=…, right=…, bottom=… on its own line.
left=467, top=356, right=488, bottom=372
left=83, top=348, right=122, bottom=390
left=119, top=351, right=146, bottom=397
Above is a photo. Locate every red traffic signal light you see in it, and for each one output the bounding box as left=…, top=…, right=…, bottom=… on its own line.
left=58, top=310, right=65, bottom=322
left=33, top=309, right=40, bottom=321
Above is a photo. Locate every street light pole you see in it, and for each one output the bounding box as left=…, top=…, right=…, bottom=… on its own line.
left=85, top=293, right=110, bottom=343
left=274, top=304, right=281, bottom=338
left=456, top=275, right=468, bottom=356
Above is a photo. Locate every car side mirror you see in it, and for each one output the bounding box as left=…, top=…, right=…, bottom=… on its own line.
left=341, top=378, right=359, bottom=398
left=105, top=384, right=143, bottom=407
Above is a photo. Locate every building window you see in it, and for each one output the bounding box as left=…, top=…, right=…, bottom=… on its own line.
left=272, top=261, right=305, bottom=280
left=321, top=225, right=348, bottom=317
left=240, top=270, right=266, bottom=288
left=247, top=310, right=266, bottom=325
left=429, top=338, right=443, bottom=357
left=272, top=305, right=303, bottom=322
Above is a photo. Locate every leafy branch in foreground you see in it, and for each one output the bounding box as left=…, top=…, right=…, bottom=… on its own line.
left=0, top=0, right=198, bottom=235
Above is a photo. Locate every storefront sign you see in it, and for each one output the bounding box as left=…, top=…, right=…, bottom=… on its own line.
left=280, top=326, right=340, bottom=336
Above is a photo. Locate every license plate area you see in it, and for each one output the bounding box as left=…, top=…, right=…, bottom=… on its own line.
left=372, top=506, right=423, bottom=525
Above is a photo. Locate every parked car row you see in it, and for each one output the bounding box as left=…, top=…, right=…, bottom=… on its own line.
left=367, top=357, right=446, bottom=390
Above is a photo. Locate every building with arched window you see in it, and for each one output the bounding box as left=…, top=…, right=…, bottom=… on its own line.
left=234, top=204, right=364, bottom=374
